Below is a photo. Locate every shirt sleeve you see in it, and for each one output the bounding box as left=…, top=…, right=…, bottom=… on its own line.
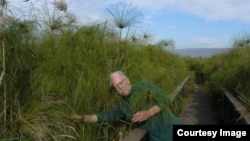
left=96, top=103, right=125, bottom=123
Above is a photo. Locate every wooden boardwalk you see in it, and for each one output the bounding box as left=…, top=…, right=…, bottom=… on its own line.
left=122, top=82, right=250, bottom=140
left=180, top=84, right=218, bottom=124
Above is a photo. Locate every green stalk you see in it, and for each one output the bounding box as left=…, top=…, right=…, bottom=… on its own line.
left=125, top=26, right=130, bottom=40
left=1, top=4, right=7, bottom=135
left=101, top=20, right=107, bottom=45
left=2, top=34, right=6, bottom=135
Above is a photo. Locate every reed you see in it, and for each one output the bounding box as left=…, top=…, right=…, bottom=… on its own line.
left=201, top=34, right=250, bottom=121
left=0, top=1, right=190, bottom=140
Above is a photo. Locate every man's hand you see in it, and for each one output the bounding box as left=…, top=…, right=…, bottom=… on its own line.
left=132, top=110, right=150, bottom=123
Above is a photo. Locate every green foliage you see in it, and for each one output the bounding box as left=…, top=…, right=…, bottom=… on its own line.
left=106, top=1, right=143, bottom=40
left=155, top=39, right=175, bottom=51
left=201, top=38, right=250, bottom=121
left=0, top=24, right=189, bottom=140
left=203, top=46, right=250, bottom=96
left=0, top=1, right=190, bottom=140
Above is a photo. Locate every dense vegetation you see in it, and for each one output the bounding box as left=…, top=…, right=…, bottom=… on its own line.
left=1, top=0, right=249, bottom=140
left=203, top=38, right=250, bottom=123
left=185, top=34, right=250, bottom=123
left=0, top=1, right=189, bottom=140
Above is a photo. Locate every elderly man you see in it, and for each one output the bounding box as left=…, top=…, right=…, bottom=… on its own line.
left=71, top=70, right=183, bottom=141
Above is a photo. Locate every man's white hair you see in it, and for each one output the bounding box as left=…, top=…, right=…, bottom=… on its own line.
left=109, top=71, right=127, bottom=86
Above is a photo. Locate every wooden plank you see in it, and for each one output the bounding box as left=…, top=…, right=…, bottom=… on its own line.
left=221, top=87, right=250, bottom=124
left=121, top=128, right=147, bottom=141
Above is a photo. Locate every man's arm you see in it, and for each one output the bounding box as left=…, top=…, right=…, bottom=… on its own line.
left=71, top=114, right=98, bottom=123
left=132, top=105, right=161, bottom=123
left=147, top=105, right=161, bottom=117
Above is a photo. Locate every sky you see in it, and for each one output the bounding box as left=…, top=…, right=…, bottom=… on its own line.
left=6, top=0, right=250, bottom=49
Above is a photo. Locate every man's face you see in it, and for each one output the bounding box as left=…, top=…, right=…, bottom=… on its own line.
left=111, top=74, right=131, bottom=96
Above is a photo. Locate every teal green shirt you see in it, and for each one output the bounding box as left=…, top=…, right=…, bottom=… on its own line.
left=97, top=81, right=183, bottom=141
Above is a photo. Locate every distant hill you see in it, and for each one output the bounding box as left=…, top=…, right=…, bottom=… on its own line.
left=173, top=48, right=231, bottom=57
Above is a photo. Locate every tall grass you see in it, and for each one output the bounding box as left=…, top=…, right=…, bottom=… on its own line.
left=203, top=46, right=250, bottom=98
left=200, top=35, right=250, bottom=123
left=0, top=1, right=190, bottom=140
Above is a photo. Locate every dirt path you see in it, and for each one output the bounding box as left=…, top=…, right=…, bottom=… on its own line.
left=180, top=84, right=218, bottom=124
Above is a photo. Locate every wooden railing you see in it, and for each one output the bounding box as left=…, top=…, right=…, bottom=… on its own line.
left=220, top=87, right=250, bottom=124
left=121, top=75, right=191, bottom=141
